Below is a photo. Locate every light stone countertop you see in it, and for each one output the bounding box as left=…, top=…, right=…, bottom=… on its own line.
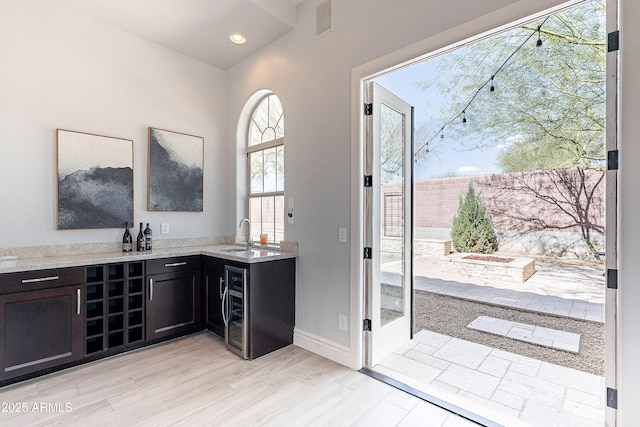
left=0, top=244, right=296, bottom=274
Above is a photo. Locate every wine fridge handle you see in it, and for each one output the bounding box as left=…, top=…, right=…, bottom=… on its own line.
left=221, top=286, right=228, bottom=326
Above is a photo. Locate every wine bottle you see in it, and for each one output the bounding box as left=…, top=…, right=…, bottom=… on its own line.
left=137, top=222, right=145, bottom=252
left=144, top=223, right=153, bottom=251
left=122, top=222, right=132, bottom=252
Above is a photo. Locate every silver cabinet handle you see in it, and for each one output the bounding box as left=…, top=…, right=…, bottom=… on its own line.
left=164, top=262, right=187, bottom=267
left=205, top=275, right=209, bottom=320
left=219, top=276, right=224, bottom=299
left=22, top=275, right=59, bottom=284
left=149, top=278, right=154, bottom=301
left=77, top=289, right=81, bottom=315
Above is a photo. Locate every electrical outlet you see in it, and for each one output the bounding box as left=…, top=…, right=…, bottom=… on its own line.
left=338, top=227, right=347, bottom=243
left=161, top=223, right=170, bottom=235
left=338, top=314, right=348, bottom=332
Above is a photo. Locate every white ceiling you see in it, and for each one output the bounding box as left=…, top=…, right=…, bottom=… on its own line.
left=52, top=0, right=304, bottom=70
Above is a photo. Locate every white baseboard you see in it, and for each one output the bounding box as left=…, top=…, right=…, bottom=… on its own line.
left=293, top=328, right=356, bottom=369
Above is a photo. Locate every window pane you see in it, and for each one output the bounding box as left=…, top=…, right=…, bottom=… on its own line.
left=249, top=197, right=262, bottom=242
left=249, top=95, right=285, bottom=146
left=263, top=147, right=277, bottom=193
left=268, top=96, right=284, bottom=140
left=261, top=197, right=275, bottom=242
left=276, top=146, right=285, bottom=192
left=275, top=114, right=284, bottom=140
left=249, top=103, right=269, bottom=147
left=274, top=195, right=284, bottom=243
left=249, top=121, right=263, bottom=146
left=250, top=151, right=264, bottom=194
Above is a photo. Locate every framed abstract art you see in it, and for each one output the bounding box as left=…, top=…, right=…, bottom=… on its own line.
left=57, top=129, right=133, bottom=229
left=148, top=127, right=203, bottom=212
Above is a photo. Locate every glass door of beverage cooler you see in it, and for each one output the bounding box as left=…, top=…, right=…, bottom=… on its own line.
left=224, top=265, right=248, bottom=359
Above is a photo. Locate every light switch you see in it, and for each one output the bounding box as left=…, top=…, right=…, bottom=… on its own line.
left=338, top=228, right=347, bottom=243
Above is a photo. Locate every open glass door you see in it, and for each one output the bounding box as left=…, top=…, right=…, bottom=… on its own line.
left=364, top=81, right=413, bottom=367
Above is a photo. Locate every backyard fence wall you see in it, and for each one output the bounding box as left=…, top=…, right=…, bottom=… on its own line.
left=382, top=168, right=605, bottom=259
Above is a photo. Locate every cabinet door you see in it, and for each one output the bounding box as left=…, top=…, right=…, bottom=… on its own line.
left=203, top=258, right=225, bottom=338
left=146, top=270, right=201, bottom=341
left=0, top=286, right=83, bottom=381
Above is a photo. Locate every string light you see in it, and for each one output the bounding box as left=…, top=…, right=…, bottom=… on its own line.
left=414, top=16, right=550, bottom=157
left=536, top=25, right=543, bottom=47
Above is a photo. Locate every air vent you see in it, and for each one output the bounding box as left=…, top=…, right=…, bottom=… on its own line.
left=317, top=0, right=332, bottom=37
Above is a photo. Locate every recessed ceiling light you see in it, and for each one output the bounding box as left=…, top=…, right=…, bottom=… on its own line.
left=229, top=33, right=246, bottom=44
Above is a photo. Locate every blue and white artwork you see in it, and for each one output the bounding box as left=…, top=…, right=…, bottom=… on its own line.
left=57, top=129, right=133, bottom=229
left=148, top=128, right=203, bottom=211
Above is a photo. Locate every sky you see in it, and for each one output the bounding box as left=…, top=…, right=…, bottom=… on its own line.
left=374, top=52, right=506, bottom=180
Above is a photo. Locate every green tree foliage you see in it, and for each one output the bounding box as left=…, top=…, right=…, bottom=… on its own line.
left=451, top=184, right=498, bottom=254
left=418, top=0, right=606, bottom=173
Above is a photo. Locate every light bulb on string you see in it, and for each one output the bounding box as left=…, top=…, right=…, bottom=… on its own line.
left=490, top=76, right=495, bottom=92
left=536, top=26, right=543, bottom=47
left=462, top=110, right=467, bottom=124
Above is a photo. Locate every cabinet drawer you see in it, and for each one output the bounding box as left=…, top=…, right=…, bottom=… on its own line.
left=0, top=267, right=84, bottom=295
left=146, top=256, right=201, bottom=275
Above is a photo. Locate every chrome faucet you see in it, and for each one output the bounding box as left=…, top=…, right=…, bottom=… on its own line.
left=239, top=218, right=251, bottom=250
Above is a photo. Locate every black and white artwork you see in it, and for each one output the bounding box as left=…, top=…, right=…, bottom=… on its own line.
left=57, top=129, right=133, bottom=229
left=148, top=127, right=203, bottom=211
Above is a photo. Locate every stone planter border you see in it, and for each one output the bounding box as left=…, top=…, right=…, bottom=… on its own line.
left=441, top=252, right=536, bottom=283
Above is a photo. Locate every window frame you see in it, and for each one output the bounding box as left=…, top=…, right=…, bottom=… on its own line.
left=246, top=95, right=285, bottom=246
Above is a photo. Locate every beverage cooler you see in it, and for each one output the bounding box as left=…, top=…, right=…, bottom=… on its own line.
left=222, top=265, right=248, bottom=359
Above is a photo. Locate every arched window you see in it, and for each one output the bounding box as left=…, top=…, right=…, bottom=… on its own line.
left=247, top=94, right=284, bottom=244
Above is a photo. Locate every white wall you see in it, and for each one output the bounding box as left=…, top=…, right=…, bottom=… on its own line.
left=0, top=0, right=228, bottom=248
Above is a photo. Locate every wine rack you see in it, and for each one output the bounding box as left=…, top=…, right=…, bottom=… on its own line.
left=84, top=262, right=145, bottom=355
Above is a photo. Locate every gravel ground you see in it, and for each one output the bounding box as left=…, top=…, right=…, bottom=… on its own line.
left=413, top=290, right=605, bottom=376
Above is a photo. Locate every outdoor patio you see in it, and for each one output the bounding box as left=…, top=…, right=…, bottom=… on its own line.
left=376, top=254, right=606, bottom=426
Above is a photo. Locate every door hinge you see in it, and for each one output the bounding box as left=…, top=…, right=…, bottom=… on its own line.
left=364, top=103, right=373, bottom=116
left=363, top=247, right=372, bottom=259
left=364, top=175, right=373, bottom=187
left=608, top=30, right=619, bottom=52
left=607, top=387, right=618, bottom=409
left=363, top=318, right=372, bottom=331
left=607, top=269, right=618, bottom=290
left=607, top=150, right=619, bottom=171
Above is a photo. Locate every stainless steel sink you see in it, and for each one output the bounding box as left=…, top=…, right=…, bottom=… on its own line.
left=220, top=248, right=247, bottom=253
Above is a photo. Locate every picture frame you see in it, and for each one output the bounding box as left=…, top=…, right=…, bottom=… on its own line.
left=57, top=129, right=133, bottom=229
left=148, top=127, right=204, bottom=212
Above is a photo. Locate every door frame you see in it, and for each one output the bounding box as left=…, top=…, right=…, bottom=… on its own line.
left=350, top=4, right=617, bottom=424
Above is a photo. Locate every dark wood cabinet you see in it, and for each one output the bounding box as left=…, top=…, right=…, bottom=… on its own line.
left=245, top=258, right=296, bottom=359
left=0, top=252, right=294, bottom=385
left=146, top=256, right=202, bottom=341
left=0, top=283, right=83, bottom=381
left=203, top=256, right=225, bottom=338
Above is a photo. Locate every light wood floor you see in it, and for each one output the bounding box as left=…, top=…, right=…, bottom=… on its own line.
left=0, top=333, right=479, bottom=426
